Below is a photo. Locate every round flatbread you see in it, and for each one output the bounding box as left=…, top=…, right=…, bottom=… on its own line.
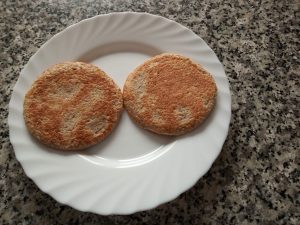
left=24, top=62, right=123, bottom=150
left=123, top=53, right=217, bottom=135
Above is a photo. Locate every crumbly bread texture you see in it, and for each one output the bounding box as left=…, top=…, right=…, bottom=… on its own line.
left=123, top=53, right=217, bottom=136
left=24, top=62, right=123, bottom=150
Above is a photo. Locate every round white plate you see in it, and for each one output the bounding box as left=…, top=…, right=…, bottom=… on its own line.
left=8, top=12, right=231, bottom=215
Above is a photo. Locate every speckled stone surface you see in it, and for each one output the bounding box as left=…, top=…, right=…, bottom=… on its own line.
left=1, top=0, right=299, bottom=224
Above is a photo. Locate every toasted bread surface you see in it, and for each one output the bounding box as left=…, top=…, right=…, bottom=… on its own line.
left=123, top=53, right=217, bottom=135
left=24, top=62, right=123, bottom=150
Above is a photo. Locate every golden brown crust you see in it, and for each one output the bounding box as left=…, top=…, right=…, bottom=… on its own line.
left=123, top=53, right=217, bottom=135
left=24, top=62, right=123, bottom=150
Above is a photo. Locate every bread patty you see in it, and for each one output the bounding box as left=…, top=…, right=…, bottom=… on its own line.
left=24, top=62, right=123, bottom=150
left=123, top=53, right=217, bottom=135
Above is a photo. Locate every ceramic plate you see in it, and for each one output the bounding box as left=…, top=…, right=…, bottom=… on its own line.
left=8, top=12, right=231, bottom=215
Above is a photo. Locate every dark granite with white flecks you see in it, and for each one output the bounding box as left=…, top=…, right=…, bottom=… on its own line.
left=0, top=0, right=299, bottom=224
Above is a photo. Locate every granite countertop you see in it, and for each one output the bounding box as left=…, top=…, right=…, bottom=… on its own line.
left=1, top=0, right=299, bottom=224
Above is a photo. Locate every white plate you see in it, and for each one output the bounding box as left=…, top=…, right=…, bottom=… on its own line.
left=8, top=12, right=231, bottom=215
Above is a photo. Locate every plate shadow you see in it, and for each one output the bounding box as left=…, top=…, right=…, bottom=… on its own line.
left=77, top=41, right=162, bottom=62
